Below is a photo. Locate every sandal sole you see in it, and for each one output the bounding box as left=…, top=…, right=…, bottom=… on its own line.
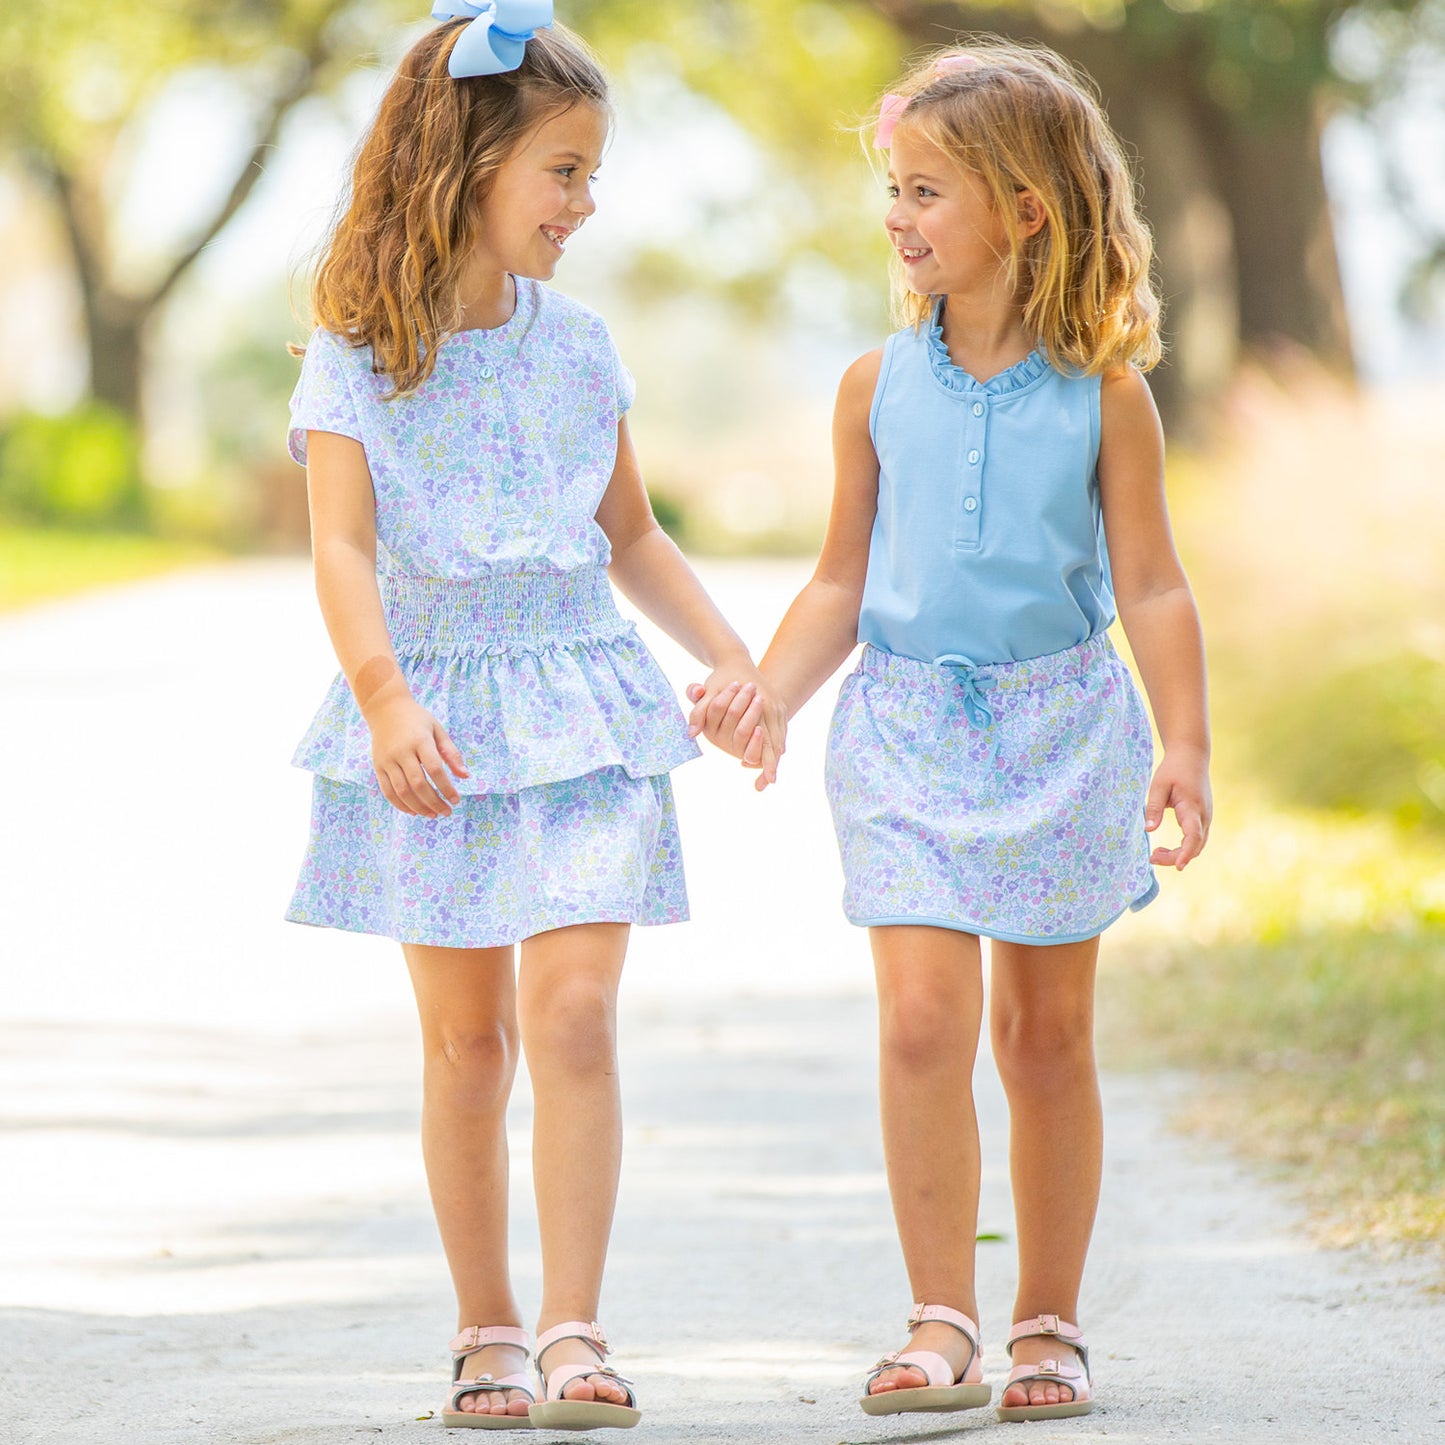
left=860, top=1383, right=992, bottom=1416
left=997, top=1399, right=1093, bottom=1422
left=440, top=1410, right=535, bottom=1428
left=526, top=1401, right=640, bottom=1431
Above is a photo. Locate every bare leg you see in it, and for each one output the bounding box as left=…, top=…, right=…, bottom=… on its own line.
left=517, top=921, right=632, bottom=1405
left=866, top=925, right=986, bottom=1398
left=404, top=942, right=529, bottom=1418
left=990, top=934, right=1102, bottom=1411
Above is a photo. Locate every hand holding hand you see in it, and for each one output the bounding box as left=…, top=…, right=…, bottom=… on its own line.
left=1144, top=745, right=1211, bottom=868
left=685, top=665, right=787, bottom=789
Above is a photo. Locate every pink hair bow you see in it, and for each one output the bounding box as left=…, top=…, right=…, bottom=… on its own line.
left=874, top=54, right=982, bottom=149
left=874, top=93, right=910, bottom=150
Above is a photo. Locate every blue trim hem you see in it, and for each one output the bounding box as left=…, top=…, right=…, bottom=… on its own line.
left=847, top=874, right=1158, bottom=947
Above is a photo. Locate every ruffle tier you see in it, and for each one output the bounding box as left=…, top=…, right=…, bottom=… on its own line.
left=292, top=568, right=700, bottom=794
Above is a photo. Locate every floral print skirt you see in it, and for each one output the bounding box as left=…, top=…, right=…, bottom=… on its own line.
left=286, top=765, right=688, bottom=948
left=825, top=635, right=1157, bottom=945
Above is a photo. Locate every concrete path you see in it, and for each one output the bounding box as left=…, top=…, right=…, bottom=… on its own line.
left=3, top=560, right=1442, bottom=1444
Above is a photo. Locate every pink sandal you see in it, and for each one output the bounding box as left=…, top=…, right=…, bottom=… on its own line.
left=441, top=1325, right=535, bottom=1430
left=997, top=1314, right=1093, bottom=1421
left=859, top=1303, right=991, bottom=1416
left=527, top=1320, right=640, bottom=1431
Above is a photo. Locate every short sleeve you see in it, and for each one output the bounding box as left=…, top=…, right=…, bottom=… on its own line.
left=595, top=322, right=635, bottom=415
left=287, top=329, right=365, bottom=465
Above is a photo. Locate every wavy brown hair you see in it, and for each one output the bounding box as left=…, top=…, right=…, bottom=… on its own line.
left=299, top=19, right=609, bottom=397
left=875, top=37, right=1161, bottom=374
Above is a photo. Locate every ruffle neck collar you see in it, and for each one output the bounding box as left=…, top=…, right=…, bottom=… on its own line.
left=923, top=299, right=1049, bottom=396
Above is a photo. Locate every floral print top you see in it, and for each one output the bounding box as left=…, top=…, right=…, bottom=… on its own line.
left=287, top=277, right=635, bottom=578
left=285, top=278, right=699, bottom=795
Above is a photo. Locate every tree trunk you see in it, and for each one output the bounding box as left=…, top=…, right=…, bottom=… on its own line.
left=1098, top=69, right=1239, bottom=432
left=1212, top=99, right=1353, bottom=369
left=85, top=297, right=147, bottom=425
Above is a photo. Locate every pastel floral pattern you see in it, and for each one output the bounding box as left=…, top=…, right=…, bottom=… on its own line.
left=285, top=278, right=696, bottom=946
left=288, top=279, right=635, bottom=577
left=824, top=635, right=1157, bottom=944
left=288, top=769, right=686, bottom=949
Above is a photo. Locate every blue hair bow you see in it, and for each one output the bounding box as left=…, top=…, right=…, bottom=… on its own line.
left=431, top=0, right=554, bottom=78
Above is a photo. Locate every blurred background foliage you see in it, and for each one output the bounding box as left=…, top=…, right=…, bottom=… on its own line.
left=1, top=0, right=1444, bottom=1248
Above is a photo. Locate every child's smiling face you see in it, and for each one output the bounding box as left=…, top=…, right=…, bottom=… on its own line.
left=474, top=101, right=608, bottom=281
left=884, top=125, right=1016, bottom=297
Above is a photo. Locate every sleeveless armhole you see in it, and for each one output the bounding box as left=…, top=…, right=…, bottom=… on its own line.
left=1086, top=369, right=1104, bottom=495
left=867, top=332, right=900, bottom=447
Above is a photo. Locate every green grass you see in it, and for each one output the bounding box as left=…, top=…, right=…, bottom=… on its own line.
left=1098, top=780, right=1445, bottom=1264
left=1090, top=382, right=1445, bottom=1265
left=0, top=524, right=221, bottom=612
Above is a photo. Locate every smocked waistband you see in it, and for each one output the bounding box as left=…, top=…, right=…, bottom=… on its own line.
left=380, top=568, right=625, bottom=652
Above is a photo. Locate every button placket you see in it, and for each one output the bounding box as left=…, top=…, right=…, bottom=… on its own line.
left=957, top=394, right=987, bottom=546
left=480, top=358, right=515, bottom=493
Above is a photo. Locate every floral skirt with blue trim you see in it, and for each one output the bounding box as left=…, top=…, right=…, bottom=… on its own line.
left=286, top=567, right=694, bottom=948
left=824, top=634, right=1157, bottom=945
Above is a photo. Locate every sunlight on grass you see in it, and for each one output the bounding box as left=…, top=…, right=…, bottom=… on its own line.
left=0, top=524, right=221, bottom=611
left=1101, top=371, right=1445, bottom=1264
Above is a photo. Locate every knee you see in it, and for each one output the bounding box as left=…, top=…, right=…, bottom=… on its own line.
left=992, top=1009, right=1095, bottom=1088
left=426, top=1021, right=519, bottom=1107
left=879, top=987, right=972, bottom=1074
left=524, top=979, right=618, bottom=1076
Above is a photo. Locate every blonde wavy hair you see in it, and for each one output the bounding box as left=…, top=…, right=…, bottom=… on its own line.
left=299, top=19, right=609, bottom=397
left=875, top=37, right=1161, bottom=374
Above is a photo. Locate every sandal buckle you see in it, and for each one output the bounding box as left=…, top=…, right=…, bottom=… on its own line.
left=1037, top=1314, right=1059, bottom=1334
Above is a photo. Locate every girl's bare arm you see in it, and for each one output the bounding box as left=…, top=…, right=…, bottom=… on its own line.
left=597, top=416, right=786, bottom=783
left=1097, top=368, right=1212, bottom=867
left=691, top=349, right=882, bottom=789
left=306, top=429, right=468, bottom=817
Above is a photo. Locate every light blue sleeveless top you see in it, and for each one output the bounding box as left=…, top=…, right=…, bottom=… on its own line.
left=859, top=305, right=1115, bottom=668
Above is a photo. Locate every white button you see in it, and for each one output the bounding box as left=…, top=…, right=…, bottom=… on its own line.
left=968, top=449, right=981, bottom=465
left=972, top=402, right=984, bottom=417
left=480, top=365, right=495, bottom=380
left=963, top=496, right=979, bottom=513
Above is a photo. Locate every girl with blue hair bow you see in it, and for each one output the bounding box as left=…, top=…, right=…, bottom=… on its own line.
left=286, top=4, right=782, bottom=1429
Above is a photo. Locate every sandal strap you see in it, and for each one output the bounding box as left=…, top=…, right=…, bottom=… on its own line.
left=449, top=1327, right=532, bottom=1387
left=1005, top=1315, right=1090, bottom=1382
left=450, top=1325, right=532, bottom=1360
left=1004, top=1358, right=1090, bottom=1403
left=541, top=1361, right=637, bottom=1407
left=535, top=1319, right=610, bottom=1361
left=906, top=1303, right=982, bottom=1354
left=865, top=1305, right=984, bottom=1393
left=450, top=1373, right=535, bottom=1408
left=535, top=1321, right=635, bottom=1406
left=866, top=1349, right=956, bottom=1391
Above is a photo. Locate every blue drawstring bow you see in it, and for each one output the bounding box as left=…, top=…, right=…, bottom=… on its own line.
left=936, top=654, right=998, bottom=758
left=432, top=0, right=554, bottom=78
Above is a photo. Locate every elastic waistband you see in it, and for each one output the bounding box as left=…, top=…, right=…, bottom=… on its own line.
left=859, top=632, right=1116, bottom=695
left=381, top=568, right=624, bottom=652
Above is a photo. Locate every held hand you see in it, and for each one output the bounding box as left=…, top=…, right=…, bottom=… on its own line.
left=365, top=692, right=470, bottom=818
left=1144, top=745, right=1212, bottom=869
left=685, top=668, right=787, bottom=787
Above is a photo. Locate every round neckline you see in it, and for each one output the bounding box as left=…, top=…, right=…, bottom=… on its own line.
left=923, top=299, right=1049, bottom=397
left=447, top=275, right=534, bottom=345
